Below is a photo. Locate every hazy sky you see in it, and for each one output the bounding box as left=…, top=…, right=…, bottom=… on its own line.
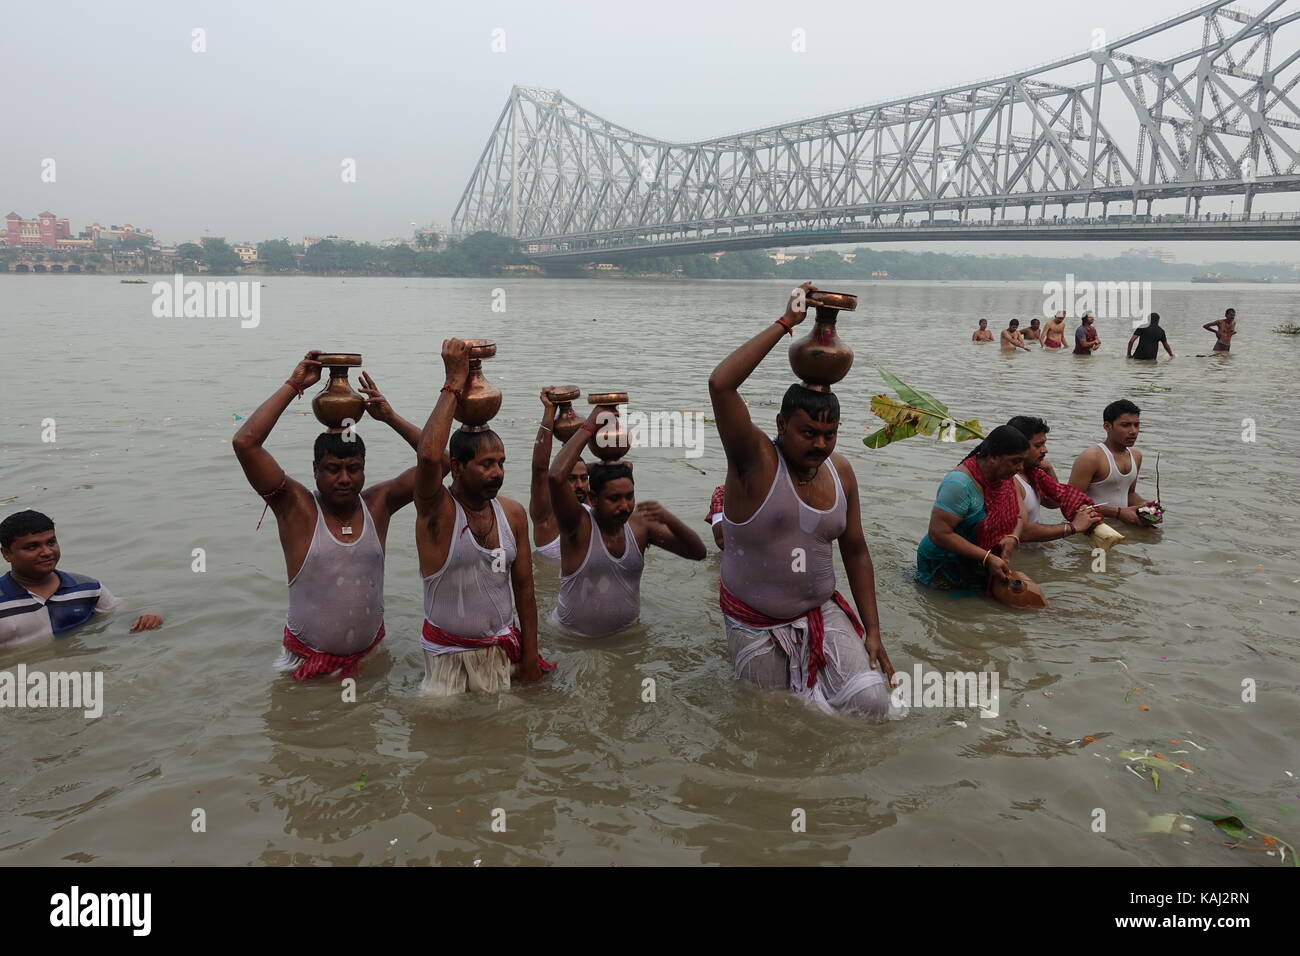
left=5, top=0, right=1297, bottom=263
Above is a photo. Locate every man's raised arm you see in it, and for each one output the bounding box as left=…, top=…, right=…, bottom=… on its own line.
left=415, top=339, right=469, bottom=516
left=232, top=350, right=321, bottom=498
left=548, top=406, right=596, bottom=538
left=708, top=282, right=815, bottom=474
left=530, top=389, right=557, bottom=525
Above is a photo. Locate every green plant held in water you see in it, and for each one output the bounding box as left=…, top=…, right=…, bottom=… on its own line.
left=864, top=366, right=984, bottom=449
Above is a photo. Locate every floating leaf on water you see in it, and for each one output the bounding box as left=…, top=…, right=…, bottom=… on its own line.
left=1144, top=812, right=1182, bottom=834
left=1151, top=769, right=1161, bottom=791
left=1119, top=751, right=1192, bottom=774
left=1191, top=813, right=1250, bottom=840
left=349, top=772, right=368, bottom=792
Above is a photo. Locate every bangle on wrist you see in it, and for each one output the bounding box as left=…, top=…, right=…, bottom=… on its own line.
left=538, top=422, right=552, bottom=432
left=982, top=549, right=992, bottom=567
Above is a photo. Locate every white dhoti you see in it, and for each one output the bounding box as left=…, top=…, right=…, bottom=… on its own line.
left=420, top=646, right=512, bottom=697
left=724, top=598, right=896, bottom=720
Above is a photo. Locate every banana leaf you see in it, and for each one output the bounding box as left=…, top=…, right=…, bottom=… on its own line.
left=864, top=367, right=985, bottom=449
left=876, top=366, right=949, bottom=416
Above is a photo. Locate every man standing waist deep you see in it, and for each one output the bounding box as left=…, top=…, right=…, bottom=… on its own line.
left=707, top=282, right=895, bottom=719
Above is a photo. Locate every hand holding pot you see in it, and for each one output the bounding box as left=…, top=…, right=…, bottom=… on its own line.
left=783, top=281, right=818, bottom=326
left=441, top=338, right=469, bottom=389
left=288, top=350, right=324, bottom=391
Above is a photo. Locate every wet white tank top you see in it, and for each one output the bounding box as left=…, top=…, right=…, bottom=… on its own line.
left=1014, top=473, right=1041, bottom=524
left=422, top=497, right=516, bottom=642
left=720, top=442, right=846, bottom=620
left=554, top=510, right=644, bottom=637
left=285, top=491, right=384, bottom=655
left=1086, top=442, right=1138, bottom=509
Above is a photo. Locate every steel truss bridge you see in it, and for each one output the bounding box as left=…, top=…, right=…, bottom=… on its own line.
left=452, top=1, right=1300, bottom=263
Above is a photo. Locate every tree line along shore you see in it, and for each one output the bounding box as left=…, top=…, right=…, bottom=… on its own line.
left=2, top=230, right=1292, bottom=282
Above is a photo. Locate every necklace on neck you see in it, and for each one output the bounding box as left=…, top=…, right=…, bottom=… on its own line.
left=452, top=491, right=495, bottom=542
left=325, top=501, right=359, bottom=535
left=795, top=466, right=820, bottom=486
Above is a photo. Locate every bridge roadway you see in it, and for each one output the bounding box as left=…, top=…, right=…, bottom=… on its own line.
left=525, top=213, right=1300, bottom=264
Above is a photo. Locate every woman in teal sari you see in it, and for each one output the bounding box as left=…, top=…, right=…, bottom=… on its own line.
left=916, top=425, right=1028, bottom=591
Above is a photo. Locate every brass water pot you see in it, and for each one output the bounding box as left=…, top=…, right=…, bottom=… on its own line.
left=312, top=353, right=366, bottom=429
left=586, top=391, right=631, bottom=462
left=455, top=339, right=502, bottom=432
left=547, top=385, right=582, bottom=441
left=788, top=290, right=857, bottom=392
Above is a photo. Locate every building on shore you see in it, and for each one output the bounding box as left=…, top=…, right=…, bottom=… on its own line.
left=4, top=211, right=154, bottom=250
left=5, top=211, right=72, bottom=248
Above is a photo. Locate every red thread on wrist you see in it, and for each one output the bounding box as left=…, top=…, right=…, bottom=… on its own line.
left=775, top=317, right=794, bottom=336
left=284, top=380, right=304, bottom=398
left=441, top=384, right=462, bottom=399
left=579, top=421, right=598, bottom=435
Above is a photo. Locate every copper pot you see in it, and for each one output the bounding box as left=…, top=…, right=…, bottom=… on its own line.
left=789, top=293, right=856, bottom=391
left=991, top=571, right=1047, bottom=608
left=586, top=391, right=630, bottom=462
left=312, top=353, right=366, bottom=429
left=547, top=385, right=582, bottom=441
left=455, top=339, right=502, bottom=432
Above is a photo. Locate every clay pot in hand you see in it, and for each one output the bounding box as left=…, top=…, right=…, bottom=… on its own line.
left=991, top=571, right=1047, bottom=608
left=788, top=291, right=857, bottom=392
left=547, top=385, right=583, bottom=442
left=586, top=391, right=631, bottom=462
left=455, top=339, right=502, bottom=432
left=312, top=353, right=366, bottom=430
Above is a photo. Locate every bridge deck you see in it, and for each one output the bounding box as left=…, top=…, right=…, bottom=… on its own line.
left=526, top=214, right=1300, bottom=263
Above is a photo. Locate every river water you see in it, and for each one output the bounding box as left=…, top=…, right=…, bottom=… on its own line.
left=2, top=274, right=1297, bottom=866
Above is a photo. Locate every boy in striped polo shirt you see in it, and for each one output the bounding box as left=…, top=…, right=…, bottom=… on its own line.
left=0, top=510, right=162, bottom=648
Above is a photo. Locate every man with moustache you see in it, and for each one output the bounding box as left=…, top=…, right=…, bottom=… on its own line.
left=1067, top=399, right=1159, bottom=526
left=1004, top=416, right=1102, bottom=543
left=546, top=406, right=706, bottom=637
left=531, top=388, right=591, bottom=562
left=0, top=510, right=163, bottom=647
left=415, top=339, right=548, bottom=695
left=708, top=282, right=895, bottom=720
left=234, top=351, right=421, bottom=680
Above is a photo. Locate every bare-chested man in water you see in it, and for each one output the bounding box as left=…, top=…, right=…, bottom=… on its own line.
left=1041, top=311, right=1068, bottom=350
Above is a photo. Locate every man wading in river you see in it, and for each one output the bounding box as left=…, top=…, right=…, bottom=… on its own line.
left=414, top=339, right=548, bottom=695
left=707, top=282, right=895, bottom=719
left=546, top=405, right=706, bottom=638
left=234, top=350, right=421, bottom=680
